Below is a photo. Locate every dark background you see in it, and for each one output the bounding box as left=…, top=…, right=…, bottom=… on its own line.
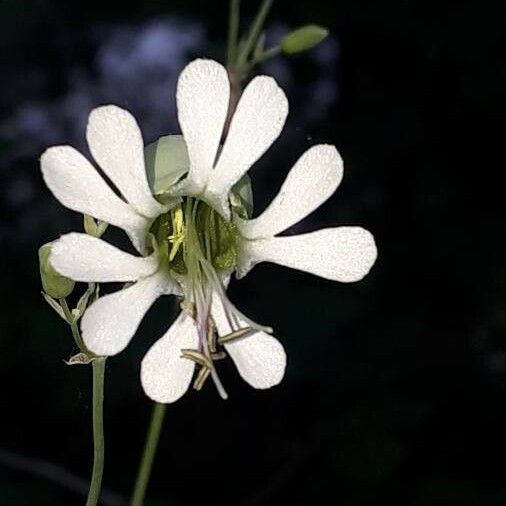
left=1, top=0, right=505, bottom=504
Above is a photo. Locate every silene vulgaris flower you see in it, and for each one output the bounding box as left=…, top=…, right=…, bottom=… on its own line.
left=41, top=58, right=377, bottom=404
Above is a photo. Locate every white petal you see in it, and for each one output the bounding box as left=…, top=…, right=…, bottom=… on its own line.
left=41, top=145, right=150, bottom=251
left=50, top=233, right=159, bottom=282
left=225, top=334, right=286, bottom=389
left=141, top=313, right=199, bottom=403
left=238, top=145, right=343, bottom=238
left=206, top=75, right=289, bottom=217
left=87, top=105, right=165, bottom=218
left=237, top=227, right=377, bottom=282
left=175, top=59, right=230, bottom=195
left=211, top=295, right=286, bottom=389
left=82, top=271, right=177, bottom=356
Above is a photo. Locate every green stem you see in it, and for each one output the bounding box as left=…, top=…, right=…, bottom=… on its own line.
left=86, top=357, right=106, bottom=506
left=227, top=0, right=240, bottom=68
left=60, top=298, right=86, bottom=352
left=250, top=44, right=281, bottom=66
left=129, top=403, right=167, bottom=506
left=236, top=0, right=274, bottom=69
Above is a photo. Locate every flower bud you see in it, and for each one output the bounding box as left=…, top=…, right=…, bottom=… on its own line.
left=83, top=215, right=99, bottom=236
left=83, top=215, right=108, bottom=238
left=281, top=25, right=329, bottom=55
left=39, top=243, right=75, bottom=299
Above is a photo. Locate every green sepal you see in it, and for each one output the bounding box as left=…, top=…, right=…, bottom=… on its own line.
left=194, top=205, right=240, bottom=272
left=211, top=220, right=239, bottom=272
left=41, top=292, right=67, bottom=321
left=145, top=135, right=190, bottom=195
left=231, top=174, right=254, bottom=219
left=281, top=25, right=329, bottom=55
left=39, top=243, right=75, bottom=299
left=75, top=283, right=96, bottom=320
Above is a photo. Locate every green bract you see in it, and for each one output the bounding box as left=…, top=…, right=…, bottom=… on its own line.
left=281, top=25, right=329, bottom=55
left=39, top=243, right=75, bottom=298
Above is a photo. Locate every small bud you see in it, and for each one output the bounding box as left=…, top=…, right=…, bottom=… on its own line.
left=39, top=243, right=75, bottom=299
left=281, top=25, right=329, bottom=55
left=83, top=215, right=108, bottom=237
left=83, top=215, right=98, bottom=236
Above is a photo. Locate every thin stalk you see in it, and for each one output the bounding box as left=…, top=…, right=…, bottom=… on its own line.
left=222, top=70, right=242, bottom=139
left=60, top=298, right=86, bottom=352
left=236, top=0, right=274, bottom=69
left=129, top=403, right=167, bottom=506
left=203, top=337, right=229, bottom=399
left=250, top=45, right=281, bottom=66
left=86, top=357, right=106, bottom=506
left=227, top=0, right=240, bottom=67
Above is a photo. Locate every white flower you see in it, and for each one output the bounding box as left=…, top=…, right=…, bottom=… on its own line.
left=41, top=59, right=377, bottom=404
left=41, top=106, right=181, bottom=356
left=139, top=59, right=377, bottom=404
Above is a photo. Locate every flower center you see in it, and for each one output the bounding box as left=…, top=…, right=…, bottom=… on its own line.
left=151, top=198, right=240, bottom=275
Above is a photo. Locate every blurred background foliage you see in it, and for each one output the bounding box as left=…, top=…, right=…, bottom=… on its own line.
left=1, top=0, right=505, bottom=504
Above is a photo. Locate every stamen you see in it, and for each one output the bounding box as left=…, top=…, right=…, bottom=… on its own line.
left=207, top=316, right=217, bottom=353
left=193, top=366, right=211, bottom=391
left=217, top=327, right=256, bottom=344
left=203, top=261, right=273, bottom=334
left=180, top=349, right=212, bottom=369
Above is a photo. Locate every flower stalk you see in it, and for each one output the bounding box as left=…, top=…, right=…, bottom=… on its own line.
left=59, top=294, right=106, bottom=506
left=86, top=357, right=106, bottom=506
left=59, top=298, right=87, bottom=352
left=227, top=0, right=240, bottom=67
left=129, top=403, right=167, bottom=506
left=236, top=0, right=274, bottom=69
